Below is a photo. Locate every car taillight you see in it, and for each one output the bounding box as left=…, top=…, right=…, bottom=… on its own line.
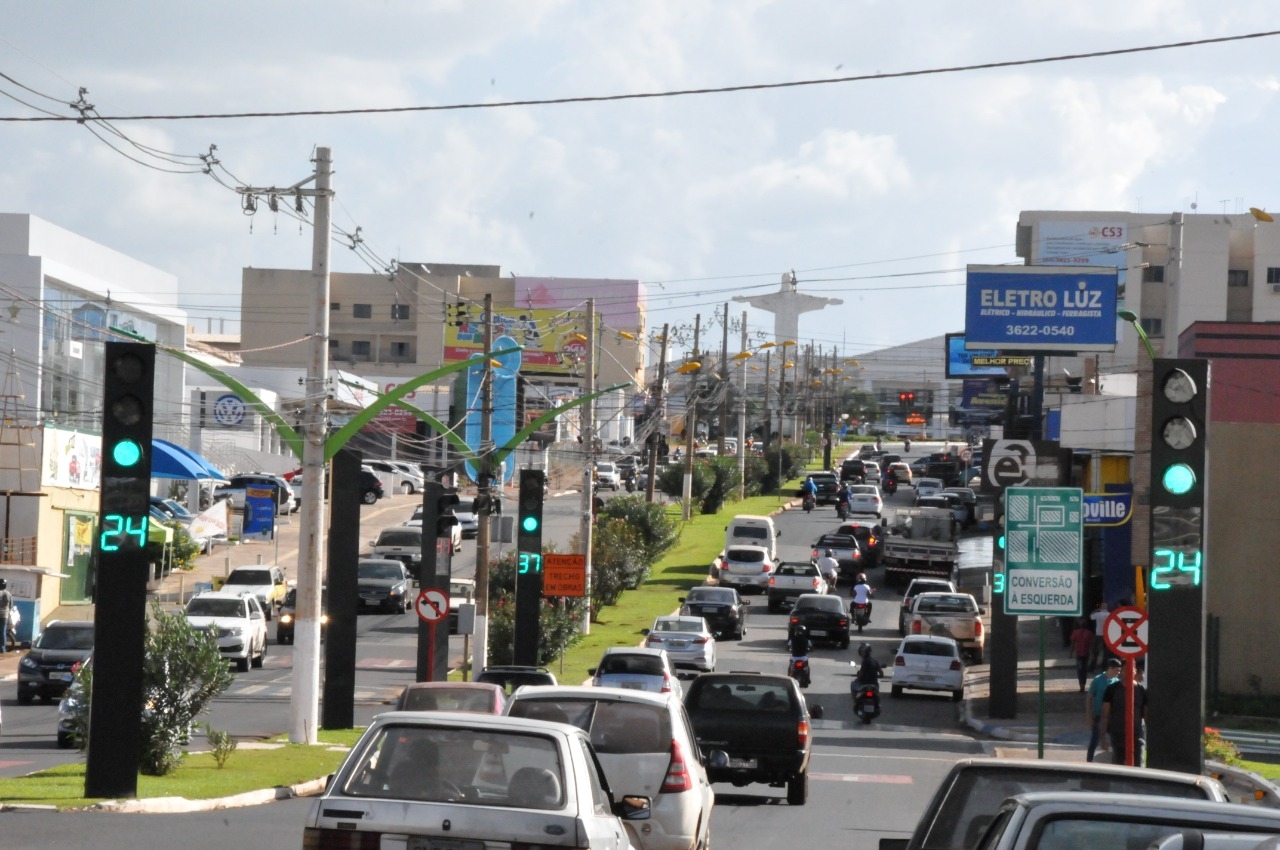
left=660, top=738, right=693, bottom=793
left=975, top=620, right=983, bottom=637
left=762, top=563, right=772, bottom=573
left=789, top=616, right=799, bottom=626
left=302, top=828, right=382, bottom=850
left=661, top=673, right=672, bottom=693
left=868, top=535, right=876, bottom=546
left=950, top=659, right=962, bottom=671
left=894, top=655, right=905, bottom=666
left=647, top=635, right=663, bottom=644
left=812, top=578, right=820, bottom=588
left=912, top=620, right=922, bottom=634
left=694, top=636, right=709, bottom=644
left=768, top=576, right=776, bottom=586
left=838, top=618, right=848, bottom=627
left=797, top=718, right=811, bottom=746
left=811, top=550, right=819, bottom=559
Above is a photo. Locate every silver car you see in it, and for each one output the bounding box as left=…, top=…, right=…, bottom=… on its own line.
left=303, top=712, right=651, bottom=850
left=507, top=686, right=716, bottom=850
left=643, top=616, right=716, bottom=673
left=591, top=647, right=683, bottom=699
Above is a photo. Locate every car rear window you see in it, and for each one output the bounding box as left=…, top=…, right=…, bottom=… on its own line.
left=902, top=640, right=957, bottom=657
left=599, top=654, right=665, bottom=676
left=730, top=526, right=768, bottom=541
left=226, top=569, right=272, bottom=585
left=918, top=596, right=977, bottom=614
left=686, top=588, right=734, bottom=603
left=359, top=561, right=405, bottom=580
left=688, top=680, right=793, bottom=713
left=727, top=547, right=765, bottom=562
left=399, top=687, right=495, bottom=712
left=376, top=530, right=422, bottom=547
left=796, top=596, right=844, bottom=612
left=511, top=699, right=673, bottom=755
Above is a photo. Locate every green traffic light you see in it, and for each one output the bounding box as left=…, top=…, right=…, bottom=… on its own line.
left=521, top=515, right=540, bottom=533
left=997, top=534, right=1005, bottom=550
left=112, top=438, right=143, bottom=468
left=1162, top=462, right=1196, bottom=495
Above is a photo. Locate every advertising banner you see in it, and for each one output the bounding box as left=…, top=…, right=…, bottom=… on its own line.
left=242, top=486, right=277, bottom=542
left=41, top=425, right=102, bottom=491
left=965, top=265, right=1119, bottom=351
left=463, top=336, right=521, bottom=484
left=944, top=333, right=1032, bottom=378
left=446, top=306, right=589, bottom=375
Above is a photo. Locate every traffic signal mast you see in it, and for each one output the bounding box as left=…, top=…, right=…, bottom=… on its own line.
left=514, top=469, right=546, bottom=665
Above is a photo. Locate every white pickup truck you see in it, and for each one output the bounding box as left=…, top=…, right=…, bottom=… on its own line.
left=766, top=561, right=829, bottom=612
left=906, top=591, right=985, bottom=663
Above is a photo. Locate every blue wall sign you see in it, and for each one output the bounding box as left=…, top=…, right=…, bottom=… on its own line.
left=964, top=265, right=1119, bottom=351
left=464, top=334, right=521, bottom=485
left=1083, top=491, right=1132, bottom=527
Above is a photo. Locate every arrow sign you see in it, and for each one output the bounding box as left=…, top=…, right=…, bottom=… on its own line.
left=1103, top=606, right=1149, bottom=658
left=416, top=587, right=450, bottom=623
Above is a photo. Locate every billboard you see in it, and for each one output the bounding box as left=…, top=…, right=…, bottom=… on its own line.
left=944, top=333, right=1032, bottom=378
left=964, top=265, right=1119, bottom=352
left=1037, top=220, right=1131, bottom=308
left=446, top=306, right=590, bottom=375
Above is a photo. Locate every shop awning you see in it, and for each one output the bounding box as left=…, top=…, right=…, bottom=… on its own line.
left=152, top=439, right=227, bottom=481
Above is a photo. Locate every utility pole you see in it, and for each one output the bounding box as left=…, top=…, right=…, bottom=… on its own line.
left=762, top=349, right=772, bottom=450
left=645, top=323, right=669, bottom=503
left=682, top=314, right=701, bottom=521
left=580, top=299, right=596, bottom=633
left=236, top=146, right=334, bottom=746
left=473, top=294, right=494, bottom=677
left=718, top=302, right=729, bottom=456
left=737, top=312, right=748, bottom=500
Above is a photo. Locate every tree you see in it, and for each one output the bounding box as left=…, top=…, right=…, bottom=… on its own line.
left=700, top=457, right=742, bottom=515
left=597, top=495, right=681, bottom=564
left=62, top=599, right=235, bottom=775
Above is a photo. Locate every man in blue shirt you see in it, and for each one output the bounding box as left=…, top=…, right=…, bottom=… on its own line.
left=1086, top=657, right=1121, bottom=762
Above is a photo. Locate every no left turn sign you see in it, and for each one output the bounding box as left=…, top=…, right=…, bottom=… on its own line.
left=1103, top=606, right=1149, bottom=658
left=416, top=587, right=449, bottom=623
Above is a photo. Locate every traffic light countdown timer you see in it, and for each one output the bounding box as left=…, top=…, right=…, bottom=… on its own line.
left=1149, top=359, right=1209, bottom=590
left=513, top=469, right=546, bottom=666
left=100, top=343, right=156, bottom=553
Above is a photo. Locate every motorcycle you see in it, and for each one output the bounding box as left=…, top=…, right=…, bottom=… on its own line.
left=903, top=438, right=912, bottom=452
left=883, top=477, right=897, bottom=496
left=853, top=682, right=881, bottom=724
left=853, top=602, right=872, bottom=633
left=802, top=494, right=815, bottom=513
left=788, top=657, right=811, bottom=689
left=836, top=499, right=849, bottom=521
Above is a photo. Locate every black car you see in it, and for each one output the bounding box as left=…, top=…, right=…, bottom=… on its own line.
left=474, top=665, right=558, bottom=696
left=359, top=468, right=384, bottom=504
left=17, top=620, right=95, bottom=704
left=787, top=594, right=850, bottom=648
left=275, top=586, right=328, bottom=645
left=356, top=557, right=413, bottom=613
left=840, top=458, right=867, bottom=483
left=679, top=586, right=749, bottom=640
left=836, top=520, right=884, bottom=569
left=804, top=472, right=841, bottom=505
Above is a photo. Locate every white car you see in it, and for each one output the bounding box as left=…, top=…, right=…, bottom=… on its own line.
left=643, top=616, right=716, bottom=673
left=183, top=591, right=269, bottom=673
left=595, top=461, right=621, bottom=490
left=862, top=461, right=882, bottom=481
left=846, top=484, right=883, bottom=517
left=303, top=712, right=652, bottom=850
left=590, top=647, right=683, bottom=700
left=507, top=686, right=715, bottom=850
left=890, top=635, right=964, bottom=702
left=714, top=544, right=775, bottom=590
left=218, top=564, right=287, bottom=621
left=915, top=477, right=945, bottom=500
left=395, top=516, right=462, bottom=555
left=367, top=459, right=423, bottom=495
left=452, top=497, right=480, bottom=539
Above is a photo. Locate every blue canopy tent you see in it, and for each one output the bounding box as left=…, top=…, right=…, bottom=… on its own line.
left=151, top=439, right=227, bottom=481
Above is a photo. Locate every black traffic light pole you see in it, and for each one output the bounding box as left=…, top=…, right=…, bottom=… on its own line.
left=514, top=469, right=545, bottom=665
left=86, top=342, right=155, bottom=799
left=1146, top=359, right=1209, bottom=774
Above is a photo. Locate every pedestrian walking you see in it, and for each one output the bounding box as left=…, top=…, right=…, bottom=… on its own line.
left=1089, top=600, right=1110, bottom=671
left=0, top=578, right=12, bottom=655
left=1102, top=663, right=1148, bottom=766
left=1086, top=658, right=1121, bottom=762
left=1070, top=618, right=1093, bottom=692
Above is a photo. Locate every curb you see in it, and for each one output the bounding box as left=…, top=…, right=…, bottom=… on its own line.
left=85, top=776, right=329, bottom=814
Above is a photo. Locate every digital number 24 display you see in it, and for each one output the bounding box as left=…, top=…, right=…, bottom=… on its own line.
left=100, top=513, right=148, bottom=551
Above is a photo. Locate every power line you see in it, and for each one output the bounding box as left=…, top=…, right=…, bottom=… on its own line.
left=2, top=30, right=1275, bottom=123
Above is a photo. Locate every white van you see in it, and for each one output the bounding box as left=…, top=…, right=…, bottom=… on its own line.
left=724, top=515, right=780, bottom=561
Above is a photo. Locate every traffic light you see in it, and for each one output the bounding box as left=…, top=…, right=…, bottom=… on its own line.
left=436, top=489, right=460, bottom=539
left=99, top=343, right=155, bottom=555
left=898, top=391, right=916, bottom=409
left=513, top=469, right=546, bottom=666
left=1149, top=359, right=1208, bottom=590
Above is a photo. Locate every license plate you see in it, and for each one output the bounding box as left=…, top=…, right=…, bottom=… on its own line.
left=670, top=640, right=689, bottom=648
left=410, top=840, right=484, bottom=850
left=809, top=629, right=827, bottom=637
left=53, top=672, right=74, bottom=682
left=360, top=593, right=381, bottom=601
left=862, top=705, right=876, bottom=716
left=727, top=757, right=757, bottom=769
left=916, top=674, right=936, bottom=682
left=620, top=682, right=643, bottom=689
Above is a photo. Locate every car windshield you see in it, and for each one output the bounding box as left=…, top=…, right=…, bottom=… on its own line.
left=688, top=680, right=792, bottom=713
left=726, top=547, right=765, bottom=562
left=851, top=486, right=878, bottom=495
left=918, top=595, right=977, bottom=614
left=360, top=562, right=404, bottom=580
left=225, top=569, right=272, bottom=586
left=456, top=500, right=476, bottom=514
left=187, top=597, right=246, bottom=618
left=510, top=698, right=673, bottom=755
left=341, top=724, right=565, bottom=809
left=730, top=526, right=768, bottom=540
left=376, top=530, right=421, bottom=547
left=35, top=625, right=94, bottom=650
left=398, top=687, right=495, bottom=712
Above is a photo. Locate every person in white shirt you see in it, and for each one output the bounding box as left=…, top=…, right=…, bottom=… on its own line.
left=1089, top=601, right=1110, bottom=671
left=851, top=573, right=874, bottom=615
left=815, top=549, right=840, bottom=591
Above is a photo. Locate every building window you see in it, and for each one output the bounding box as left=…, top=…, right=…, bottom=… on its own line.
left=353, top=304, right=372, bottom=319
left=330, top=303, right=341, bottom=312
left=1143, top=265, right=1165, bottom=283
left=1267, top=267, right=1280, bottom=284
left=391, top=303, right=410, bottom=321
left=1227, top=269, right=1250, bottom=288
left=1139, top=317, right=1163, bottom=337
left=328, top=339, right=340, bottom=351
left=390, top=341, right=411, bottom=358
left=351, top=340, right=371, bottom=357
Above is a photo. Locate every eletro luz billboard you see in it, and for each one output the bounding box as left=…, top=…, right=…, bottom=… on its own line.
left=964, top=265, right=1119, bottom=351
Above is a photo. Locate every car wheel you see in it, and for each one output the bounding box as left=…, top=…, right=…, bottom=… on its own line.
left=891, top=684, right=902, bottom=697
left=952, top=688, right=964, bottom=703
left=736, top=627, right=745, bottom=640
left=362, top=489, right=378, bottom=505
left=264, top=605, right=272, bottom=622
left=17, top=689, right=33, bottom=705
left=57, top=732, right=74, bottom=749
left=277, top=632, right=292, bottom=645
left=252, top=637, right=266, bottom=669
left=400, top=481, right=414, bottom=495
left=768, top=597, right=781, bottom=613
left=237, top=655, right=250, bottom=673
left=839, top=637, right=850, bottom=650
left=786, top=771, right=808, bottom=805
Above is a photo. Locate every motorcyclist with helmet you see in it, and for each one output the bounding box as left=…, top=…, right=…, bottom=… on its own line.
left=815, top=548, right=840, bottom=591
left=854, top=642, right=884, bottom=686
left=801, top=476, right=817, bottom=512
left=787, top=624, right=812, bottom=687
left=851, top=572, right=874, bottom=617
left=852, top=642, right=885, bottom=721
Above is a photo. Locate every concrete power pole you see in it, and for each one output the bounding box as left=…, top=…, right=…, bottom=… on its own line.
left=645, top=323, right=669, bottom=503
left=273, top=146, right=333, bottom=745
left=580, top=299, right=596, bottom=633
left=682, top=314, right=701, bottom=521
left=473, top=294, right=494, bottom=677
left=737, top=312, right=748, bottom=501
left=718, top=302, right=729, bottom=456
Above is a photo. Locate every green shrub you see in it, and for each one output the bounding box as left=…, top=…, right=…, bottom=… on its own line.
left=657, top=460, right=711, bottom=503
left=204, top=724, right=238, bottom=768
left=700, top=458, right=742, bottom=515
left=1204, top=727, right=1240, bottom=765
left=486, top=593, right=585, bottom=666
left=597, top=495, right=681, bottom=564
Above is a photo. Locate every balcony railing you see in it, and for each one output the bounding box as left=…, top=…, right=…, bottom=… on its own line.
left=1, top=536, right=37, bottom=565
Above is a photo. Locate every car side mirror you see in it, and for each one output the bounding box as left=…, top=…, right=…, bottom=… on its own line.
left=707, top=749, right=730, bottom=770
left=587, top=667, right=597, bottom=676
left=251, top=610, right=263, bottom=620
left=640, top=628, right=651, bottom=636
left=616, top=794, right=652, bottom=821
left=741, top=599, right=750, bottom=606
left=678, top=597, right=686, bottom=603
left=979, top=607, right=987, bottom=615
left=810, top=704, right=824, bottom=719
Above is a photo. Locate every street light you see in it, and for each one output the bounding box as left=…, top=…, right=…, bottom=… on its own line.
left=1117, top=309, right=1156, bottom=361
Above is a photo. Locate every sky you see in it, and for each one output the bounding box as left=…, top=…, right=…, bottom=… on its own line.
left=3, top=1, right=1279, bottom=362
